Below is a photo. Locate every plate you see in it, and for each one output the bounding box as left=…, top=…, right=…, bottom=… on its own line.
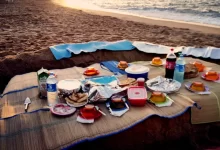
left=83, top=71, right=99, bottom=76
left=51, top=103, right=76, bottom=116
left=147, top=93, right=173, bottom=107
left=150, top=61, right=164, bottom=67
left=146, top=76, right=181, bottom=93
left=185, top=82, right=210, bottom=94
left=201, top=73, right=220, bottom=81
left=79, top=108, right=102, bottom=119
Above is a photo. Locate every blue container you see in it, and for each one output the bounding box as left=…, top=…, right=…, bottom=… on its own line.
left=125, top=65, right=149, bottom=80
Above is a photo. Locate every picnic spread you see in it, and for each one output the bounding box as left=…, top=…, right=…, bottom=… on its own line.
left=1, top=49, right=220, bottom=149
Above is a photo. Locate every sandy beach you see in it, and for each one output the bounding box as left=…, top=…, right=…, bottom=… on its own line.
left=0, top=0, right=220, bottom=93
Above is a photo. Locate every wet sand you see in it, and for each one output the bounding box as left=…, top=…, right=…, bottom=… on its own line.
left=0, top=0, right=220, bottom=93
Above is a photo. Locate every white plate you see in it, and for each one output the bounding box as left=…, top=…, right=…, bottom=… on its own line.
left=51, top=103, right=76, bottom=116
left=185, top=82, right=210, bottom=94
left=66, top=95, right=88, bottom=108
left=57, top=79, right=81, bottom=94
left=146, top=76, right=181, bottom=93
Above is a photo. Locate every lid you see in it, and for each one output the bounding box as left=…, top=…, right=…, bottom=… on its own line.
left=128, top=87, right=147, bottom=99
left=125, top=65, right=149, bottom=74
left=57, top=79, right=81, bottom=91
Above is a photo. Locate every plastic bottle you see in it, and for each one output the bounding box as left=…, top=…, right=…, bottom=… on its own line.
left=165, top=48, right=177, bottom=79
left=46, top=73, right=58, bottom=106
left=173, top=54, right=185, bottom=83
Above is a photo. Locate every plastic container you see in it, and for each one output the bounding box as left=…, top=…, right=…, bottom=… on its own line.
left=173, top=54, right=185, bottom=83
left=137, top=78, right=145, bottom=86
left=127, top=86, right=147, bottom=106
left=125, top=65, right=149, bottom=80
left=46, top=73, right=58, bottom=107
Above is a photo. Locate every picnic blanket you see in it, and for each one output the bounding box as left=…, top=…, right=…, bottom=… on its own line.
left=0, top=63, right=196, bottom=149
left=50, top=40, right=220, bottom=60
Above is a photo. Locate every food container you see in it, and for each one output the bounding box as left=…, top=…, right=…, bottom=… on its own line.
left=127, top=86, right=147, bottom=106
left=125, top=65, right=149, bottom=80
left=137, top=78, right=145, bottom=86
left=57, top=79, right=81, bottom=95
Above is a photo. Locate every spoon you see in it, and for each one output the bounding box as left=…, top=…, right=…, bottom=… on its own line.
left=95, top=106, right=106, bottom=116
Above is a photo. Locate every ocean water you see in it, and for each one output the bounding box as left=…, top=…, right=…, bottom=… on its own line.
left=68, top=0, right=220, bottom=26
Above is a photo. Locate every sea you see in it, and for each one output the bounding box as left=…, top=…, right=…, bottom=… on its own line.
left=69, top=0, right=220, bottom=26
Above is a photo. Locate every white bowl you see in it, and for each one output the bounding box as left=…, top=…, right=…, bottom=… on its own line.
left=57, top=79, right=81, bottom=94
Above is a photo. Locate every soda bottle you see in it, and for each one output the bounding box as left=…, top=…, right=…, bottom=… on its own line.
left=165, top=48, right=177, bottom=79
left=46, top=72, right=58, bottom=106
left=173, top=54, right=185, bottom=83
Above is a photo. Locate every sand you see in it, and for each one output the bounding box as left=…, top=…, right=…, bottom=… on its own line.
left=0, top=0, right=220, bottom=93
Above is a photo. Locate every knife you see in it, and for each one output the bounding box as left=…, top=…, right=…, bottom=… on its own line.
left=24, top=97, right=31, bottom=112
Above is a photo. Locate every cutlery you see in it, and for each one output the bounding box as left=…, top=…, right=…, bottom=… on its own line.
left=122, top=98, right=129, bottom=109
left=95, top=106, right=106, bottom=116
left=24, top=97, right=31, bottom=112
left=106, top=103, right=113, bottom=114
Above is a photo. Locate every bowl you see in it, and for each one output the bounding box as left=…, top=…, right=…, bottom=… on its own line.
left=57, top=79, right=81, bottom=95
left=152, top=57, right=163, bottom=65
left=125, top=65, right=149, bottom=80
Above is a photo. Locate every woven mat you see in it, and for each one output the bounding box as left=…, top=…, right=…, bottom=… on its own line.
left=132, top=57, right=220, bottom=124
left=0, top=61, right=199, bottom=150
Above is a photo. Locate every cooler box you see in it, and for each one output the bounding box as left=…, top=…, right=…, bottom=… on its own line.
left=127, top=86, right=147, bottom=106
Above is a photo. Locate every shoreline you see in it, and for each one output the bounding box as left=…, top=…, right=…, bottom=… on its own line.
left=53, top=0, right=220, bottom=35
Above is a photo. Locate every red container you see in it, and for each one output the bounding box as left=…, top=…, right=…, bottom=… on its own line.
left=127, top=86, right=147, bottom=106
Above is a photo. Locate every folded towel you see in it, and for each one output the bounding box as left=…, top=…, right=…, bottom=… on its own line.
left=50, top=40, right=135, bottom=60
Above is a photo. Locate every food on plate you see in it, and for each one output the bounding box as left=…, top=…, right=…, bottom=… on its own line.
left=152, top=57, right=162, bottom=65
left=65, top=92, right=88, bottom=105
left=193, top=61, right=205, bottom=72
left=205, top=71, right=219, bottom=80
left=117, top=61, right=128, bottom=70
left=118, top=77, right=137, bottom=87
left=150, top=92, right=166, bottom=103
left=184, top=63, right=199, bottom=79
left=84, top=67, right=99, bottom=76
left=110, top=97, right=126, bottom=109
left=190, top=82, right=205, bottom=92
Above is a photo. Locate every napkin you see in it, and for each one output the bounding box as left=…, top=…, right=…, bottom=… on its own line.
left=76, top=115, right=94, bottom=124
left=106, top=101, right=129, bottom=117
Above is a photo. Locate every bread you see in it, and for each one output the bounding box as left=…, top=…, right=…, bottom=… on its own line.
left=205, top=71, right=219, bottom=80
left=150, top=92, right=166, bottom=103
left=190, top=82, right=205, bottom=92
left=184, top=64, right=199, bottom=79
left=152, top=57, right=162, bottom=65
left=118, top=78, right=136, bottom=87
left=65, top=92, right=88, bottom=105
left=117, top=61, right=128, bottom=70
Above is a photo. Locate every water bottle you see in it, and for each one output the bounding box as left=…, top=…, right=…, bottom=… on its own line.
left=173, top=54, right=185, bottom=83
left=46, top=73, right=58, bottom=106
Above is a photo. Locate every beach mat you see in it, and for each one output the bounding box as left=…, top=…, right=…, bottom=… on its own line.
left=131, top=57, right=220, bottom=124
left=0, top=63, right=196, bottom=150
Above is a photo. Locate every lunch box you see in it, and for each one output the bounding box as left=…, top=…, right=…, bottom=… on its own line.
left=127, top=86, right=147, bottom=106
